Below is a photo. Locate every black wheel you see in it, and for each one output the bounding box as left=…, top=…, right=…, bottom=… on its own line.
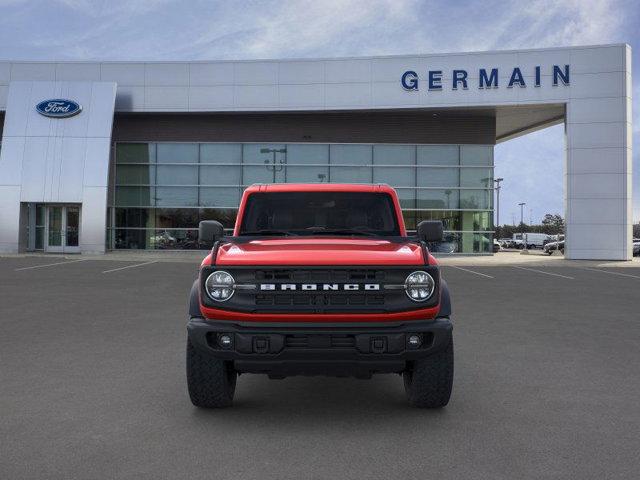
left=187, top=338, right=237, bottom=408
left=403, top=336, right=454, bottom=408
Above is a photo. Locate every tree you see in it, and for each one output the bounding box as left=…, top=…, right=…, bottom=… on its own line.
left=494, top=214, right=565, bottom=239
left=541, top=214, right=565, bottom=234
left=542, top=213, right=564, bottom=228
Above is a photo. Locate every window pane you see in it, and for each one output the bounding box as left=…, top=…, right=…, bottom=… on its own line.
left=155, top=209, right=199, bottom=228
left=417, top=189, right=459, bottom=209
left=116, top=165, right=155, bottom=185
left=417, top=146, right=459, bottom=165
left=429, top=232, right=462, bottom=253
left=200, top=144, right=242, bottom=164
left=243, top=165, right=274, bottom=184
left=373, top=145, right=415, bottom=165
left=329, top=145, right=372, bottom=182
left=417, top=167, right=458, bottom=187
left=115, top=208, right=154, bottom=228
left=331, top=166, right=371, bottom=183
left=460, top=168, right=493, bottom=188
left=415, top=211, right=462, bottom=231
left=35, top=205, right=45, bottom=226
left=460, top=145, right=493, bottom=165
left=286, top=144, right=329, bottom=182
left=155, top=187, right=198, bottom=207
left=373, top=167, right=413, bottom=187
left=113, top=229, right=150, bottom=249
left=157, top=143, right=198, bottom=164
left=460, top=189, right=492, bottom=209
left=405, top=211, right=462, bottom=233
left=395, top=188, right=416, bottom=209
left=150, top=229, right=200, bottom=249
left=199, top=209, right=238, bottom=232
left=461, top=232, right=492, bottom=253
left=402, top=210, right=416, bottom=231
left=330, top=144, right=371, bottom=166
left=156, top=165, right=198, bottom=185
left=243, top=144, right=286, bottom=183
left=461, top=211, right=493, bottom=231
left=35, top=226, right=44, bottom=250
left=116, top=143, right=155, bottom=164
left=200, top=144, right=242, bottom=185
left=113, top=229, right=200, bottom=250
left=373, top=146, right=414, bottom=187
left=200, top=165, right=241, bottom=185
left=199, top=187, right=241, bottom=207
left=115, top=187, right=154, bottom=207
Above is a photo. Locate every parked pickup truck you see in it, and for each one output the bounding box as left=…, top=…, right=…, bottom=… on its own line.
left=187, top=183, right=453, bottom=408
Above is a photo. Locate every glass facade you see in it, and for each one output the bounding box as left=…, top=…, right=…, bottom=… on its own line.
left=109, top=142, right=494, bottom=252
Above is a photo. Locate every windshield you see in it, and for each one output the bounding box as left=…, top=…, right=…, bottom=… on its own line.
left=239, top=192, right=400, bottom=237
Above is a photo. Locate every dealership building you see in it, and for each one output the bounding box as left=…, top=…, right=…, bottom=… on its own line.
left=0, top=44, right=633, bottom=259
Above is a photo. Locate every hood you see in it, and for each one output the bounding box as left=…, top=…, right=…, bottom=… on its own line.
left=214, top=238, right=425, bottom=266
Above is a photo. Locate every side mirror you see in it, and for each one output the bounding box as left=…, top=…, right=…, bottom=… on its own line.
left=199, top=220, right=224, bottom=245
left=417, top=220, right=443, bottom=243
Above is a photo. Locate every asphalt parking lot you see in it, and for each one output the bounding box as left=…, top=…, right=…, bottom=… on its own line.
left=1, top=255, right=639, bottom=479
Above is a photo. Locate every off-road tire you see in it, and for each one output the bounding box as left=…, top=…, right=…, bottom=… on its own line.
left=403, top=335, right=454, bottom=408
left=187, top=338, right=237, bottom=408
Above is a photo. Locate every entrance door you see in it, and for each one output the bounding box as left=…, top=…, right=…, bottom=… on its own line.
left=45, top=205, right=81, bottom=253
left=65, top=206, right=80, bottom=253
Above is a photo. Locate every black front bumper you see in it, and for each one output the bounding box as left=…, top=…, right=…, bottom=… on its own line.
left=187, top=317, right=452, bottom=378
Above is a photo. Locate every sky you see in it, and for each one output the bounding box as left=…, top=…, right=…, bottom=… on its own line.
left=0, top=0, right=638, bottom=225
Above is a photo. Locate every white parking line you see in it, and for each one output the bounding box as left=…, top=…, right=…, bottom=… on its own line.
left=513, top=266, right=574, bottom=280
left=447, top=265, right=494, bottom=278
left=580, top=267, right=640, bottom=279
left=15, top=259, right=86, bottom=271
left=102, top=261, right=158, bottom=274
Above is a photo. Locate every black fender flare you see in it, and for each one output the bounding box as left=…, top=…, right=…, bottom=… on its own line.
left=438, top=278, right=452, bottom=318
left=188, top=279, right=202, bottom=318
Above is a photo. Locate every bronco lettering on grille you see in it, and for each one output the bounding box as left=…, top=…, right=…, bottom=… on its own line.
left=260, top=283, right=380, bottom=291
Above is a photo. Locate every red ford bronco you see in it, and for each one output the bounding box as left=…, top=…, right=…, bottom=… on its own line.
left=187, top=183, right=453, bottom=408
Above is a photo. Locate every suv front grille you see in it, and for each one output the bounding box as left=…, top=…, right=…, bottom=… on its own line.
left=254, top=269, right=385, bottom=283
left=200, top=265, right=440, bottom=314
left=255, top=292, right=386, bottom=307
left=254, top=269, right=387, bottom=307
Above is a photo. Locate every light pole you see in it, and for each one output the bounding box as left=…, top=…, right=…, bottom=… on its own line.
left=518, top=202, right=526, bottom=226
left=518, top=202, right=527, bottom=253
left=494, top=178, right=503, bottom=227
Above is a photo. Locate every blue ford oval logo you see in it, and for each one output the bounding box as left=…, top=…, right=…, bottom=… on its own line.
left=36, top=99, right=82, bottom=118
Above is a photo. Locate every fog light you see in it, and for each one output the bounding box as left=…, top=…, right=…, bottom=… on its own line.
left=408, top=334, right=422, bottom=348
left=218, top=334, right=233, bottom=349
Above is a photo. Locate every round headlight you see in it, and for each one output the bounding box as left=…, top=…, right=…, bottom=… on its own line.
left=205, top=271, right=235, bottom=302
left=405, top=271, right=435, bottom=302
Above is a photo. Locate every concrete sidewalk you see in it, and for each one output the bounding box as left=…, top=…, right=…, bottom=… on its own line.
left=436, top=251, right=640, bottom=268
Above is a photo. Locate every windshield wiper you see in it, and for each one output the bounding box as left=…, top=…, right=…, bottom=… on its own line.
left=240, top=229, right=298, bottom=236
left=305, top=228, right=378, bottom=237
